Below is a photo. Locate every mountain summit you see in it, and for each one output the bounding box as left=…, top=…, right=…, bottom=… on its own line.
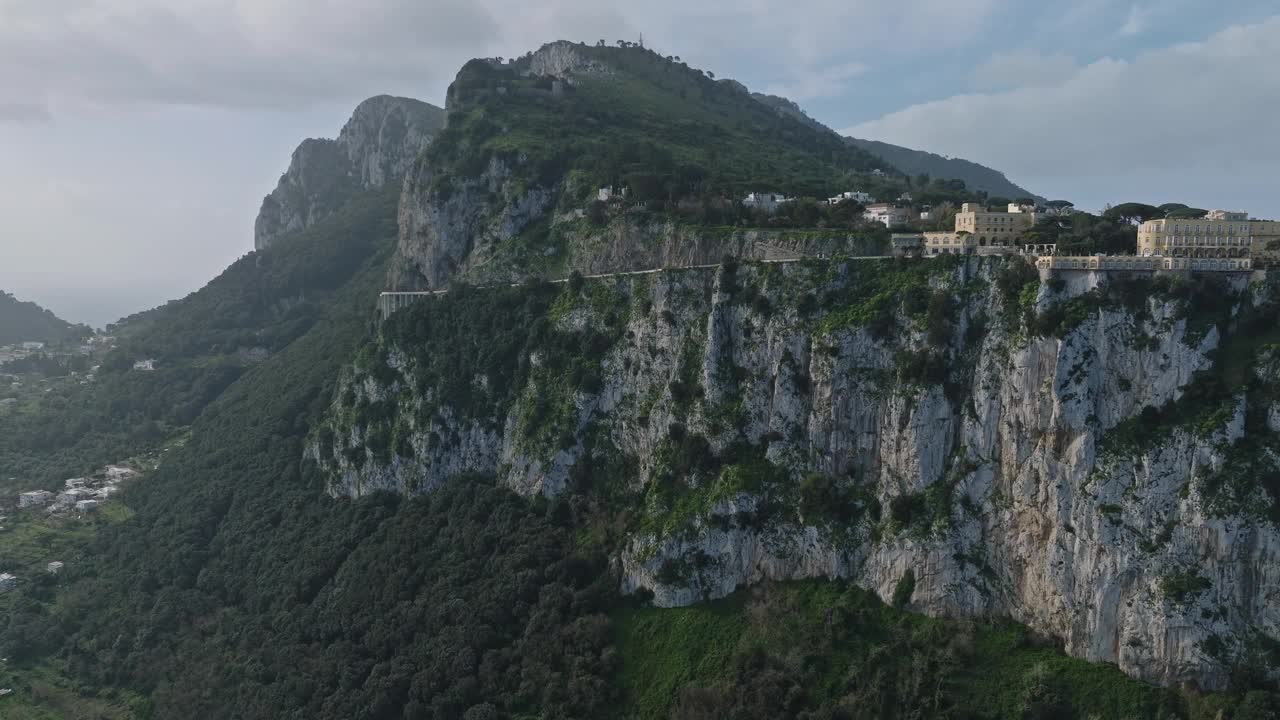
left=254, top=95, right=444, bottom=250
left=390, top=41, right=896, bottom=290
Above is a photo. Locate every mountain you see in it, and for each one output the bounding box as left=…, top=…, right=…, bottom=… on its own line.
left=1, top=42, right=1277, bottom=720
left=751, top=92, right=1042, bottom=201
left=391, top=41, right=898, bottom=291
left=0, top=290, right=86, bottom=346
left=254, top=95, right=444, bottom=250
left=846, top=136, right=1043, bottom=201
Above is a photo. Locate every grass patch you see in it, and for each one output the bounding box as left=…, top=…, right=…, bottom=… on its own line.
left=613, top=580, right=1181, bottom=719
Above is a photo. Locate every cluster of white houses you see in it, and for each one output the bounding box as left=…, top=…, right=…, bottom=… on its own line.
left=17, top=465, right=136, bottom=516
left=744, top=189, right=924, bottom=228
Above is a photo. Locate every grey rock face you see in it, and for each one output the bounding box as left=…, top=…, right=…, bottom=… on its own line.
left=254, top=95, right=444, bottom=251
left=314, top=259, right=1280, bottom=691
left=528, top=41, right=614, bottom=80
left=391, top=155, right=555, bottom=291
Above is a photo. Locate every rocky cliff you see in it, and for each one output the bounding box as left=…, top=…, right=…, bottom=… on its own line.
left=255, top=95, right=444, bottom=250
left=387, top=41, right=894, bottom=291
left=313, top=256, right=1280, bottom=691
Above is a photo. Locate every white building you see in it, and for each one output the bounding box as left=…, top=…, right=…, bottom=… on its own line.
left=863, top=203, right=912, bottom=228
left=65, top=478, right=88, bottom=489
left=47, top=561, right=64, bottom=575
left=1206, top=210, right=1248, bottom=221
left=18, top=490, right=54, bottom=508
left=133, top=359, right=156, bottom=372
left=21, top=342, right=44, bottom=351
left=56, top=488, right=95, bottom=507
left=597, top=186, right=627, bottom=202
left=104, top=466, right=137, bottom=482
left=742, top=192, right=794, bottom=214
left=0, top=573, right=16, bottom=592
left=75, top=499, right=100, bottom=513
left=827, top=191, right=873, bottom=205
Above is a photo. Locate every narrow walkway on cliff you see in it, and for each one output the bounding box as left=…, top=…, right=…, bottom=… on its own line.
left=376, top=255, right=895, bottom=318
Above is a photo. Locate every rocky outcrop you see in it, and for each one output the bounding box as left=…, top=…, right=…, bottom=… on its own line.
left=391, top=184, right=890, bottom=290
left=315, top=257, right=1280, bottom=691
left=528, top=40, right=614, bottom=80
left=390, top=156, right=556, bottom=290
left=254, top=95, right=444, bottom=250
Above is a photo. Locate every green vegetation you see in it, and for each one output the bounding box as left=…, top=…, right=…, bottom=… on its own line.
left=364, top=277, right=630, bottom=462
left=0, top=291, right=89, bottom=347
left=615, top=581, right=1185, bottom=720
left=1160, top=571, right=1214, bottom=605
left=438, top=45, right=890, bottom=205
left=1024, top=209, right=1139, bottom=256
left=815, top=255, right=964, bottom=339
left=0, top=185, right=400, bottom=495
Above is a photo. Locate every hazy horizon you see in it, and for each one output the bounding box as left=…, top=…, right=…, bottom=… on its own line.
left=3, top=0, right=1278, bottom=327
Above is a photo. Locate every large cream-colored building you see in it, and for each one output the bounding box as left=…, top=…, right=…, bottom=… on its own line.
left=923, top=203, right=1041, bottom=256
left=1137, top=212, right=1280, bottom=261
left=954, top=202, right=1038, bottom=246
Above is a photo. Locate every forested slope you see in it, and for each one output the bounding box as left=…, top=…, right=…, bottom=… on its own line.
left=0, top=291, right=86, bottom=346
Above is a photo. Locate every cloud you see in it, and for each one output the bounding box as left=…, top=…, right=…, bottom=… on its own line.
left=0, top=0, right=501, bottom=113
left=972, top=51, right=1076, bottom=91
left=0, top=101, right=51, bottom=124
left=845, top=15, right=1280, bottom=215
left=765, top=61, right=870, bottom=102
left=0, top=0, right=1003, bottom=116
left=1119, top=4, right=1150, bottom=35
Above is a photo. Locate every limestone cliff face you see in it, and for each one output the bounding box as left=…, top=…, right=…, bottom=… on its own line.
left=255, top=95, right=444, bottom=250
left=312, top=258, right=1280, bottom=691
left=527, top=40, right=615, bottom=80
left=391, top=156, right=556, bottom=291
left=392, top=194, right=890, bottom=292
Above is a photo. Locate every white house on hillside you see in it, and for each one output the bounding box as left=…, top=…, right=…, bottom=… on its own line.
left=863, top=203, right=911, bottom=227
left=828, top=191, right=874, bottom=205
left=743, top=192, right=794, bottom=214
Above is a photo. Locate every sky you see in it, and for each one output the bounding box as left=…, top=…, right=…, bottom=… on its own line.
left=2, top=0, right=1278, bottom=327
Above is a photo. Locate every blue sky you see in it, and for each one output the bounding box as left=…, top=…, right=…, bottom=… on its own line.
left=2, top=0, right=1277, bottom=326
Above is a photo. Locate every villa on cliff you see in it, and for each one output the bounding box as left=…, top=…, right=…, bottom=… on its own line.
left=928, top=203, right=1039, bottom=255
left=1137, top=210, right=1280, bottom=261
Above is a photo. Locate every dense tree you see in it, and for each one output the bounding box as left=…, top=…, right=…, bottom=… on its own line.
left=1104, top=202, right=1163, bottom=225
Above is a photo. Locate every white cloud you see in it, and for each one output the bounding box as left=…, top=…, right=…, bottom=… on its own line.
left=0, top=101, right=51, bottom=123
left=0, top=0, right=1004, bottom=118
left=972, top=51, right=1076, bottom=91
left=0, top=0, right=501, bottom=114
left=845, top=15, right=1280, bottom=216
left=1119, top=4, right=1150, bottom=35
left=765, top=61, right=870, bottom=102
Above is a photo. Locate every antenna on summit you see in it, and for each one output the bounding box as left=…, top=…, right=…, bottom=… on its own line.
left=639, top=32, right=644, bottom=48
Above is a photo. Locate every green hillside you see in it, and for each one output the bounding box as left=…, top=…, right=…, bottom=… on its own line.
left=0, top=185, right=398, bottom=493
left=747, top=92, right=1041, bottom=201
left=431, top=43, right=895, bottom=205
left=846, top=137, right=1043, bottom=202
left=0, top=291, right=87, bottom=346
